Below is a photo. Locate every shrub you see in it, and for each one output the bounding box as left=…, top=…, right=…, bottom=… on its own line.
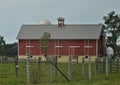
left=30, top=63, right=42, bottom=84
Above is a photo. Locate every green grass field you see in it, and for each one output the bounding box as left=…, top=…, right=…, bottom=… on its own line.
left=0, top=62, right=120, bottom=85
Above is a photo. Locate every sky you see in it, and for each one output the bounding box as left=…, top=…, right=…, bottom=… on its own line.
left=0, top=0, right=119, bottom=44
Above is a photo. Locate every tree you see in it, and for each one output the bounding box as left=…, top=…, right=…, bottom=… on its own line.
left=103, top=11, right=120, bottom=58
left=0, top=35, right=6, bottom=62
left=0, top=35, right=5, bottom=56
left=4, top=42, right=18, bottom=57
left=40, top=32, right=50, bottom=58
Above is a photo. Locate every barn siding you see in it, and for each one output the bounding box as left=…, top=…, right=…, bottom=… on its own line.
left=19, top=39, right=98, bottom=56
left=98, top=35, right=105, bottom=56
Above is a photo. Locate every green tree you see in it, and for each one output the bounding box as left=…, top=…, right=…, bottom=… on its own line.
left=0, top=35, right=6, bottom=61
left=0, top=35, right=5, bottom=56
left=103, top=11, right=120, bottom=57
left=4, top=42, right=18, bottom=57
left=40, top=32, right=50, bottom=58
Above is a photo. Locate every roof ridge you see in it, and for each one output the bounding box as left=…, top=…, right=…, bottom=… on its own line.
left=22, top=24, right=103, bottom=26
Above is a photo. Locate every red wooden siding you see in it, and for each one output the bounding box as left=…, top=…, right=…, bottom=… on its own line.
left=19, top=39, right=99, bottom=56
left=19, top=40, right=26, bottom=55
left=98, top=36, right=105, bottom=56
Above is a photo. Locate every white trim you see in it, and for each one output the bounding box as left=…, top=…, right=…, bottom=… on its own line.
left=58, top=40, right=59, bottom=56
left=69, top=46, right=80, bottom=48
left=54, top=40, right=63, bottom=56
left=84, top=40, right=86, bottom=56
left=25, top=40, right=34, bottom=56
left=96, top=40, right=98, bottom=57
left=26, top=46, right=34, bottom=48
left=84, top=46, right=93, bottom=48
left=25, top=40, right=28, bottom=55
left=69, top=46, right=80, bottom=56
left=39, top=39, right=41, bottom=56
left=84, top=45, right=92, bottom=55
left=84, top=40, right=93, bottom=56
left=55, top=46, right=63, bottom=48
left=18, top=40, right=19, bottom=56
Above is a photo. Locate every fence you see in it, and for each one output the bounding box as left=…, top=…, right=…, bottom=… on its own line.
left=0, top=56, right=120, bottom=85
left=95, top=58, right=120, bottom=73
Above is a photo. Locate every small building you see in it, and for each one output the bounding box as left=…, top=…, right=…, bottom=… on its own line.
left=17, top=17, right=105, bottom=62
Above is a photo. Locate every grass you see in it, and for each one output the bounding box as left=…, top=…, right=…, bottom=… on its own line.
left=0, top=62, right=120, bottom=85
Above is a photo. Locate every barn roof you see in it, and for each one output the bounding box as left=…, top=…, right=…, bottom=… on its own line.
left=17, top=24, right=103, bottom=40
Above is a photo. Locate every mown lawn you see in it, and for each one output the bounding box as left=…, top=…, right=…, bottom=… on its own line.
left=0, top=62, right=120, bottom=85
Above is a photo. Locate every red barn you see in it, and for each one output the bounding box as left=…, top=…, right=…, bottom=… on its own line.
left=17, top=17, right=105, bottom=62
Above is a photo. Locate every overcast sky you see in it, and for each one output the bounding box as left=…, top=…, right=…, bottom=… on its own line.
left=0, top=0, right=119, bottom=43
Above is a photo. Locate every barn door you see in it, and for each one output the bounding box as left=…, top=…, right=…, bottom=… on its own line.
left=69, top=47, right=76, bottom=59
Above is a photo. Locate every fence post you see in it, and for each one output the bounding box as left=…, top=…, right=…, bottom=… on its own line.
left=82, top=57, right=85, bottom=75
left=76, top=56, right=79, bottom=64
left=38, top=57, right=41, bottom=69
left=15, top=56, right=18, bottom=78
left=117, top=59, right=119, bottom=72
left=26, top=55, right=30, bottom=85
left=109, top=60, right=112, bottom=73
left=50, top=56, right=54, bottom=82
left=54, top=56, right=58, bottom=76
left=88, top=56, right=91, bottom=80
left=103, top=59, right=105, bottom=73
left=68, top=56, right=72, bottom=80
left=95, top=58, right=98, bottom=74
left=106, top=56, right=108, bottom=79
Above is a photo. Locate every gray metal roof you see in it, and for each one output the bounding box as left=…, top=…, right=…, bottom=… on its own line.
left=17, top=24, right=103, bottom=40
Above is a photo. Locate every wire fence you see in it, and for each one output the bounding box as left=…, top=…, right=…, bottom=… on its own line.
left=0, top=56, right=120, bottom=85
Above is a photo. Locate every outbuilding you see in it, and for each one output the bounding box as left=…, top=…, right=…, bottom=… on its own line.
left=17, top=17, right=105, bottom=62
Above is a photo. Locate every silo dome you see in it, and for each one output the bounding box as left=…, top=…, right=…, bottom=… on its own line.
left=106, top=47, right=113, bottom=56
left=39, top=19, right=51, bottom=25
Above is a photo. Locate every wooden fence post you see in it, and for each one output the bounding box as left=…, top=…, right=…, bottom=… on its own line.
left=82, top=57, right=85, bottom=75
left=68, top=56, right=72, bottom=80
left=88, top=56, right=91, bottom=80
left=15, top=56, right=18, bottom=78
left=117, top=59, right=119, bottom=72
left=103, top=59, right=105, bottom=73
left=54, top=56, right=58, bottom=76
left=76, top=56, right=79, bottom=64
left=106, top=56, right=108, bottom=79
left=50, top=56, right=54, bottom=82
left=95, top=58, right=98, bottom=74
left=38, top=57, right=41, bottom=69
left=26, top=55, right=30, bottom=85
left=109, top=60, right=112, bottom=73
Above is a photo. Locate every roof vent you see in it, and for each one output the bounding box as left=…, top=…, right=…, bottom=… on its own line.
left=57, top=17, right=65, bottom=27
